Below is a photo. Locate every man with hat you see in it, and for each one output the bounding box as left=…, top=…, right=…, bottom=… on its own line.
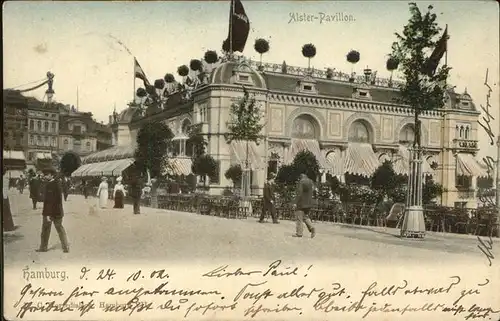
left=259, top=173, right=279, bottom=224
left=36, top=167, right=69, bottom=253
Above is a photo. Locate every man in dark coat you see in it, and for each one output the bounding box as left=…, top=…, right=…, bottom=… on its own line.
left=129, top=175, right=142, bottom=215
left=293, top=173, right=316, bottom=238
left=62, top=177, right=70, bottom=201
left=3, top=166, right=16, bottom=232
left=36, top=168, right=69, bottom=253
left=29, top=174, right=41, bottom=210
left=82, top=180, right=89, bottom=199
left=259, top=173, right=279, bottom=224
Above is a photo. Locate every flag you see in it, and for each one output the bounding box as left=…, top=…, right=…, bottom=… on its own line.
left=423, top=26, right=448, bottom=77
left=225, top=0, right=250, bottom=53
left=134, top=57, right=151, bottom=87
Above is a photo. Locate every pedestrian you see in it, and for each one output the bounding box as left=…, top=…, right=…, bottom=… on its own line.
left=36, top=167, right=69, bottom=253
left=3, top=167, right=16, bottom=232
left=82, top=180, right=89, bottom=199
left=96, top=177, right=108, bottom=209
left=259, top=173, right=279, bottom=224
left=18, top=175, right=26, bottom=194
left=113, top=176, right=126, bottom=209
left=29, top=173, right=41, bottom=210
left=293, top=173, right=316, bottom=238
left=62, top=177, right=70, bottom=201
left=129, top=175, right=142, bottom=215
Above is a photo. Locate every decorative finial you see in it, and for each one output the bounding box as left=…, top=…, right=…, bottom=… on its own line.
left=464, top=87, right=468, bottom=94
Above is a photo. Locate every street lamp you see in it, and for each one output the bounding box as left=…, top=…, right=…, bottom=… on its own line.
left=45, top=72, right=55, bottom=104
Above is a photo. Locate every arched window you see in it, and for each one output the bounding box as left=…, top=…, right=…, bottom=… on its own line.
left=29, top=135, right=34, bottom=145
left=44, top=121, right=49, bottom=132
left=64, top=139, right=69, bottom=150
left=459, top=126, right=464, bottom=138
left=29, top=120, right=34, bottom=130
left=37, top=121, right=41, bottom=131
left=464, top=127, right=470, bottom=139
left=348, top=120, right=370, bottom=143
left=399, top=124, right=415, bottom=144
left=51, top=122, right=56, bottom=132
left=291, top=115, right=318, bottom=139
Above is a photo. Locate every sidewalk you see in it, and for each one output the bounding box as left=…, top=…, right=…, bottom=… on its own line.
left=4, top=193, right=488, bottom=267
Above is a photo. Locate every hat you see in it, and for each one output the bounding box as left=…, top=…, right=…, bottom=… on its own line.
left=101, top=176, right=107, bottom=181
left=117, top=176, right=123, bottom=182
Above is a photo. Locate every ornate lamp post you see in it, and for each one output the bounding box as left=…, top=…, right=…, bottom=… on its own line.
left=45, top=72, right=55, bottom=104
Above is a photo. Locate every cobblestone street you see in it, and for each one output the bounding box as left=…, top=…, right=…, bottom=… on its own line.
left=3, top=191, right=494, bottom=268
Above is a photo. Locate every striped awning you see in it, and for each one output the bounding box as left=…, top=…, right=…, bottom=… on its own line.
left=286, top=139, right=329, bottom=169
left=71, top=163, right=92, bottom=177
left=3, top=150, right=26, bottom=160
left=344, top=143, right=380, bottom=177
left=230, top=140, right=265, bottom=170
left=82, top=145, right=135, bottom=163
left=325, top=150, right=345, bottom=178
left=168, top=158, right=193, bottom=176
left=456, top=153, right=488, bottom=177
left=111, top=158, right=134, bottom=176
left=392, top=145, right=434, bottom=176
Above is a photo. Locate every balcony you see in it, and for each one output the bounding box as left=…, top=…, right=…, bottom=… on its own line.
left=456, top=188, right=475, bottom=199
left=453, top=139, right=478, bottom=151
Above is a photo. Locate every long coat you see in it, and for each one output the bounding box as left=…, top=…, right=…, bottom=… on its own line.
left=263, top=182, right=276, bottom=206
left=29, top=178, right=40, bottom=199
left=295, top=176, right=314, bottom=210
left=42, top=179, right=64, bottom=218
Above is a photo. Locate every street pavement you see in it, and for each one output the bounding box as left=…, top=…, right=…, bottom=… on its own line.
left=3, top=191, right=496, bottom=267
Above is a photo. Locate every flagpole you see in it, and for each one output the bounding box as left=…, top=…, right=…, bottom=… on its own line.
left=229, top=0, right=234, bottom=56
left=133, top=57, right=136, bottom=105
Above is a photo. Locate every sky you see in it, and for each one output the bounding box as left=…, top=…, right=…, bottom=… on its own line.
left=3, top=0, right=499, bottom=159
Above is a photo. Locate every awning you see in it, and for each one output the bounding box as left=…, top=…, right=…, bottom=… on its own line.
left=343, top=143, right=380, bottom=177
left=86, top=162, right=112, bottom=177
left=36, top=152, right=52, bottom=160
left=71, top=163, right=92, bottom=177
left=325, top=150, right=345, bottom=178
left=83, top=145, right=135, bottom=163
left=286, top=139, right=329, bottom=169
left=168, top=158, right=193, bottom=176
left=230, top=140, right=265, bottom=170
left=3, top=150, right=26, bottom=160
left=456, top=153, right=488, bottom=177
left=111, top=158, right=134, bottom=176
left=392, top=145, right=434, bottom=176
left=7, top=170, right=24, bottom=178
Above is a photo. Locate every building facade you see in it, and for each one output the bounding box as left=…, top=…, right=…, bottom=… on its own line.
left=80, top=57, right=488, bottom=208
left=26, top=98, right=59, bottom=166
left=3, top=90, right=28, bottom=154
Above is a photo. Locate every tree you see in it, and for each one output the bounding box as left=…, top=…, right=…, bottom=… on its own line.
left=60, top=152, right=81, bottom=177
left=225, top=87, right=264, bottom=144
left=224, top=87, right=264, bottom=198
left=371, top=160, right=398, bottom=201
left=275, top=164, right=298, bottom=186
left=390, top=3, right=450, bottom=148
left=292, top=150, right=320, bottom=182
left=225, top=164, right=242, bottom=187
left=192, top=154, right=218, bottom=190
left=422, top=177, right=443, bottom=204
left=187, top=123, right=207, bottom=158
left=134, top=121, right=174, bottom=179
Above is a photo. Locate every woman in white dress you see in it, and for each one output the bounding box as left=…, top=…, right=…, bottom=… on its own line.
left=113, top=177, right=126, bottom=209
left=96, top=177, right=108, bottom=209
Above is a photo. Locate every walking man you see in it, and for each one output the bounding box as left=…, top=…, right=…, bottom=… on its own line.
left=259, top=173, right=279, bottom=224
left=293, top=173, right=316, bottom=238
left=130, top=174, right=142, bottom=215
left=62, top=177, right=70, bottom=201
left=36, top=167, right=69, bottom=253
left=29, top=173, right=41, bottom=210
